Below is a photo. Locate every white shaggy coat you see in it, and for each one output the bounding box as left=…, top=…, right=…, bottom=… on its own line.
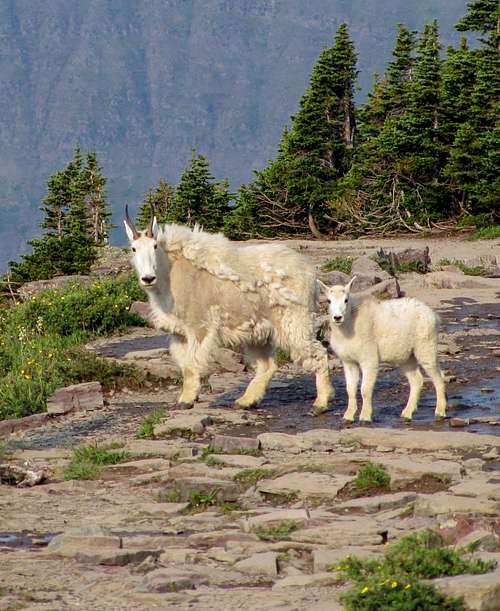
left=126, top=220, right=334, bottom=410
left=321, top=278, right=447, bottom=422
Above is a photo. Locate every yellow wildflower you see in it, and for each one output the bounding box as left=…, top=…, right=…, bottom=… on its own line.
left=404, top=584, right=411, bottom=590
left=391, top=581, right=398, bottom=589
left=48, top=352, right=53, bottom=358
left=361, top=586, right=370, bottom=594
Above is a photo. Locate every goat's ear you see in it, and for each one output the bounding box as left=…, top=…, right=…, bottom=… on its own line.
left=345, top=276, right=357, bottom=292
left=152, top=216, right=158, bottom=239
left=124, top=219, right=135, bottom=242
left=317, top=279, right=330, bottom=295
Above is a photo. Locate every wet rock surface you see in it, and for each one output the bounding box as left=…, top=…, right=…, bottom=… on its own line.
left=1, top=237, right=499, bottom=610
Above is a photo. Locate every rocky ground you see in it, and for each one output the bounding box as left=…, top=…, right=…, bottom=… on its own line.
left=1, top=235, right=499, bottom=610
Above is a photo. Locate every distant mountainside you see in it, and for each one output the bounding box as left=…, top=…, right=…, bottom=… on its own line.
left=1, top=0, right=468, bottom=271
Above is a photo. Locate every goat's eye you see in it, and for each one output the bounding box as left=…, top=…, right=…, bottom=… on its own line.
left=154, top=243, right=158, bottom=250
left=132, top=247, right=136, bottom=253
left=327, top=299, right=331, bottom=304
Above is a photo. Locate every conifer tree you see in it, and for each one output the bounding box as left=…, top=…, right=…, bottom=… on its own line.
left=80, top=152, right=113, bottom=244
left=226, top=24, right=358, bottom=239
left=9, top=146, right=102, bottom=281
left=446, top=0, right=499, bottom=217
left=136, top=179, right=174, bottom=229
left=168, top=152, right=230, bottom=232
left=359, top=25, right=416, bottom=139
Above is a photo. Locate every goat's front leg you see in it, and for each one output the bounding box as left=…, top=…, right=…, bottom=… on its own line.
left=359, top=360, right=378, bottom=423
left=342, top=361, right=360, bottom=422
left=177, top=366, right=201, bottom=408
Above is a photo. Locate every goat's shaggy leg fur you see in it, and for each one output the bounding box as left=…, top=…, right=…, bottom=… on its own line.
left=342, top=361, right=360, bottom=421
left=358, top=360, right=378, bottom=423
left=281, top=311, right=334, bottom=414
left=415, top=352, right=447, bottom=419
left=235, top=344, right=278, bottom=409
left=400, top=357, right=424, bottom=420
left=169, top=336, right=202, bottom=407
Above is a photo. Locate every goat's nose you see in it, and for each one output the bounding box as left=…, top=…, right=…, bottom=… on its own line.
left=333, top=315, right=343, bottom=322
left=141, top=275, right=156, bottom=285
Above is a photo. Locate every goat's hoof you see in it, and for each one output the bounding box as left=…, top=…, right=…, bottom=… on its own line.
left=341, top=419, right=355, bottom=428
left=359, top=419, right=372, bottom=426
left=309, top=406, right=329, bottom=417
left=234, top=400, right=259, bottom=410
left=175, top=401, right=194, bottom=410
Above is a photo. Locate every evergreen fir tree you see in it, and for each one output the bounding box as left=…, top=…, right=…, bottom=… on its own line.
left=226, top=23, right=358, bottom=238
left=136, top=179, right=174, bottom=229
left=446, top=0, right=499, bottom=217
left=80, top=152, right=113, bottom=244
left=440, top=38, right=477, bottom=145
left=9, top=146, right=101, bottom=281
left=168, top=152, right=230, bottom=232
left=359, top=24, right=416, bottom=139
left=335, top=21, right=448, bottom=233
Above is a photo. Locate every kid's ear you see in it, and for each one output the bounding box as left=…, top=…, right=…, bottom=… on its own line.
left=124, top=219, right=135, bottom=242
left=346, top=275, right=357, bottom=292
left=317, top=279, right=330, bottom=295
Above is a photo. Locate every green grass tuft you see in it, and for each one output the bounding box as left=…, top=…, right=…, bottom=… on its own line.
left=254, top=520, right=300, bottom=541
left=321, top=256, right=353, bottom=274
left=63, top=442, right=131, bottom=480
left=137, top=409, right=166, bottom=439
left=234, top=468, right=276, bottom=487
left=467, top=226, right=500, bottom=240
left=352, top=462, right=390, bottom=497
left=439, top=259, right=488, bottom=276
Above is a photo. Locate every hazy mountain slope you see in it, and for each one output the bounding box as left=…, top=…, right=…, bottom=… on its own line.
left=0, top=0, right=467, bottom=270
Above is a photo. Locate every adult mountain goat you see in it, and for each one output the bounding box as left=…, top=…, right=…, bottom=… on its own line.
left=124, top=209, right=333, bottom=412
left=320, top=277, right=447, bottom=423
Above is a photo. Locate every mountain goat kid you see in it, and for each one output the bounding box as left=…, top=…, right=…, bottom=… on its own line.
left=320, top=277, right=447, bottom=423
left=124, top=208, right=333, bottom=412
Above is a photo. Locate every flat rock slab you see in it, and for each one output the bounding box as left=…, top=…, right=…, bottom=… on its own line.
left=139, top=568, right=208, bottom=592
left=209, top=454, right=267, bottom=468
left=212, top=434, right=260, bottom=452
left=430, top=565, right=500, bottom=610
left=258, top=472, right=352, bottom=500
left=257, top=432, right=303, bottom=453
left=375, top=455, right=463, bottom=485
left=273, top=572, right=342, bottom=589
left=241, top=509, right=311, bottom=533
left=332, top=491, right=417, bottom=514
left=450, top=478, right=500, bottom=501
left=234, top=551, right=279, bottom=577
left=339, top=428, right=500, bottom=452
left=125, top=439, right=195, bottom=459
left=415, top=493, right=500, bottom=517
left=290, top=516, right=384, bottom=547
left=154, top=414, right=213, bottom=437
left=108, top=458, right=170, bottom=472
left=166, top=476, right=240, bottom=502
left=47, top=381, right=103, bottom=415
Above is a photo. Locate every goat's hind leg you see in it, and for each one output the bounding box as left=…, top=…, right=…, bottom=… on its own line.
left=416, top=352, right=447, bottom=420
left=358, top=360, right=378, bottom=423
left=400, top=356, right=424, bottom=421
left=235, top=344, right=278, bottom=409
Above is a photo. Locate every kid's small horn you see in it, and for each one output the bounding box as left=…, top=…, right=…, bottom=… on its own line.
left=125, top=205, right=140, bottom=240
left=146, top=203, right=156, bottom=238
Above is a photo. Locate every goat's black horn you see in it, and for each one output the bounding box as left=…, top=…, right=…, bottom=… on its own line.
left=125, top=205, right=140, bottom=239
left=146, top=203, right=156, bottom=238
